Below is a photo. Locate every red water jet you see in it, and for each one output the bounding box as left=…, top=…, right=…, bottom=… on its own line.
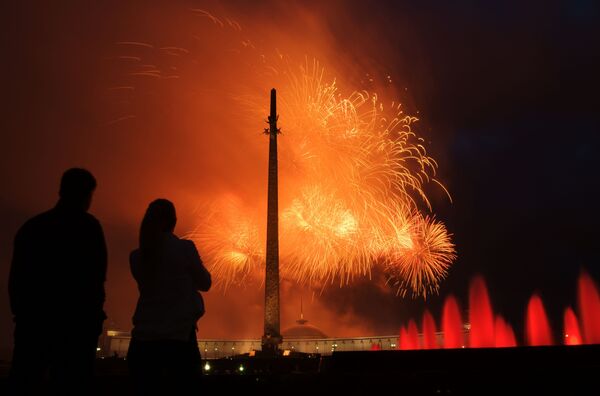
left=563, top=306, right=582, bottom=346
left=525, top=293, right=553, bottom=346
left=469, top=276, right=495, bottom=347
left=398, top=326, right=408, bottom=349
left=494, top=315, right=516, bottom=347
left=577, top=271, right=600, bottom=344
left=442, top=295, right=463, bottom=348
left=370, top=343, right=381, bottom=351
left=422, top=310, right=437, bottom=349
left=406, top=319, right=420, bottom=350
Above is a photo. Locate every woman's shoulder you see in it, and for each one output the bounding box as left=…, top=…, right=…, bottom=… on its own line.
left=173, top=237, right=202, bottom=262
left=172, top=234, right=197, bottom=249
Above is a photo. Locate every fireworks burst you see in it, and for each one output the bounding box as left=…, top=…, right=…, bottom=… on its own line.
left=382, top=213, right=456, bottom=298
left=206, top=61, right=455, bottom=296
left=277, top=61, right=454, bottom=296
left=280, top=185, right=367, bottom=286
left=187, top=197, right=263, bottom=289
left=110, top=14, right=456, bottom=297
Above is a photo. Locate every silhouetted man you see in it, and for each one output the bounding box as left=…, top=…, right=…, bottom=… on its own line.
left=8, top=168, right=107, bottom=395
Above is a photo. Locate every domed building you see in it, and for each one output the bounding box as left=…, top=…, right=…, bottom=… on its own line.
left=277, top=299, right=333, bottom=354
left=282, top=323, right=328, bottom=339
left=282, top=307, right=328, bottom=340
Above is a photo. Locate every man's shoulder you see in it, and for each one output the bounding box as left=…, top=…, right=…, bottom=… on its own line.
left=17, top=209, right=56, bottom=235
left=18, top=209, right=104, bottom=239
left=70, top=211, right=104, bottom=235
left=82, top=211, right=102, bottom=228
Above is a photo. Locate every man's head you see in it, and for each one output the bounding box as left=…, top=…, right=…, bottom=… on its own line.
left=59, top=168, right=97, bottom=211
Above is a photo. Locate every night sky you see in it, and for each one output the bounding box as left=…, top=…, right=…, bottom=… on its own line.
left=1, top=0, right=599, bottom=358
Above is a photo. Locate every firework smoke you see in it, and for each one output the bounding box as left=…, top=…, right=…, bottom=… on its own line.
left=111, top=9, right=455, bottom=298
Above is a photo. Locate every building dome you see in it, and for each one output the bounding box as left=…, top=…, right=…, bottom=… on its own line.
left=283, top=295, right=327, bottom=339
left=282, top=323, right=328, bottom=339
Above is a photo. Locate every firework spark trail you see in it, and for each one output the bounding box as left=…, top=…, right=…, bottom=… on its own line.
left=383, top=213, right=456, bottom=298
left=110, top=14, right=456, bottom=297
left=187, top=197, right=264, bottom=289
left=280, top=185, right=368, bottom=286
left=268, top=61, right=455, bottom=295
left=278, top=61, right=443, bottom=210
left=213, top=60, right=455, bottom=296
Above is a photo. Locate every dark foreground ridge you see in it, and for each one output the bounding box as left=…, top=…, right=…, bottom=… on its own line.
left=1, top=344, right=599, bottom=395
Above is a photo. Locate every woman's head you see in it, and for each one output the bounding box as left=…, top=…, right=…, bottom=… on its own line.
left=142, top=199, right=177, bottom=234
left=139, top=199, right=177, bottom=264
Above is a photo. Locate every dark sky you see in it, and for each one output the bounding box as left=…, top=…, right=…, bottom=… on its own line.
left=1, top=0, right=599, bottom=357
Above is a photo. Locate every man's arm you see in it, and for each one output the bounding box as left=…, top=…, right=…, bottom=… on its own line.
left=8, top=229, right=24, bottom=318
left=91, top=218, right=108, bottom=320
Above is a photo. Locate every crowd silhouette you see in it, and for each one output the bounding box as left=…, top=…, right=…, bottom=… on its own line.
left=7, top=168, right=212, bottom=395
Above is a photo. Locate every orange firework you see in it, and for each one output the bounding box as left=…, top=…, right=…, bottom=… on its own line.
left=279, top=61, right=444, bottom=212
left=187, top=196, right=264, bottom=289
left=382, top=213, right=456, bottom=298
left=110, top=22, right=456, bottom=297
left=280, top=185, right=369, bottom=286
left=191, top=61, right=456, bottom=296
left=278, top=61, right=454, bottom=296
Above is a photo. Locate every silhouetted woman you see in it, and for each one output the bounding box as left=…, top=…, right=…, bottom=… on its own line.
left=127, top=199, right=211, bottom=395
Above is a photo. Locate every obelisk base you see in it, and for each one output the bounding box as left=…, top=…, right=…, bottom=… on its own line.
left=261, top=334, right=283, bottom=355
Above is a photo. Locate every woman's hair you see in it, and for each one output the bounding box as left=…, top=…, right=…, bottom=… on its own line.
left=139, top=199, right=177, bottom=271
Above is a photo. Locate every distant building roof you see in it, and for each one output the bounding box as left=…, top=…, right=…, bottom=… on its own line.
left=282, top=323, right=328, bottom=339
left=282, top=295, right=328, bottom=339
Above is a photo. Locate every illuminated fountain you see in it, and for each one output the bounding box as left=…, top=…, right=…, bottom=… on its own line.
left=398, top=271, right=600, bottom=349
left=331, top=271, right=600, bottom=394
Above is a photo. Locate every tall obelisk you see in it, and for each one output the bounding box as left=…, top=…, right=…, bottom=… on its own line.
left=262, top=88, right=282, bottom=353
